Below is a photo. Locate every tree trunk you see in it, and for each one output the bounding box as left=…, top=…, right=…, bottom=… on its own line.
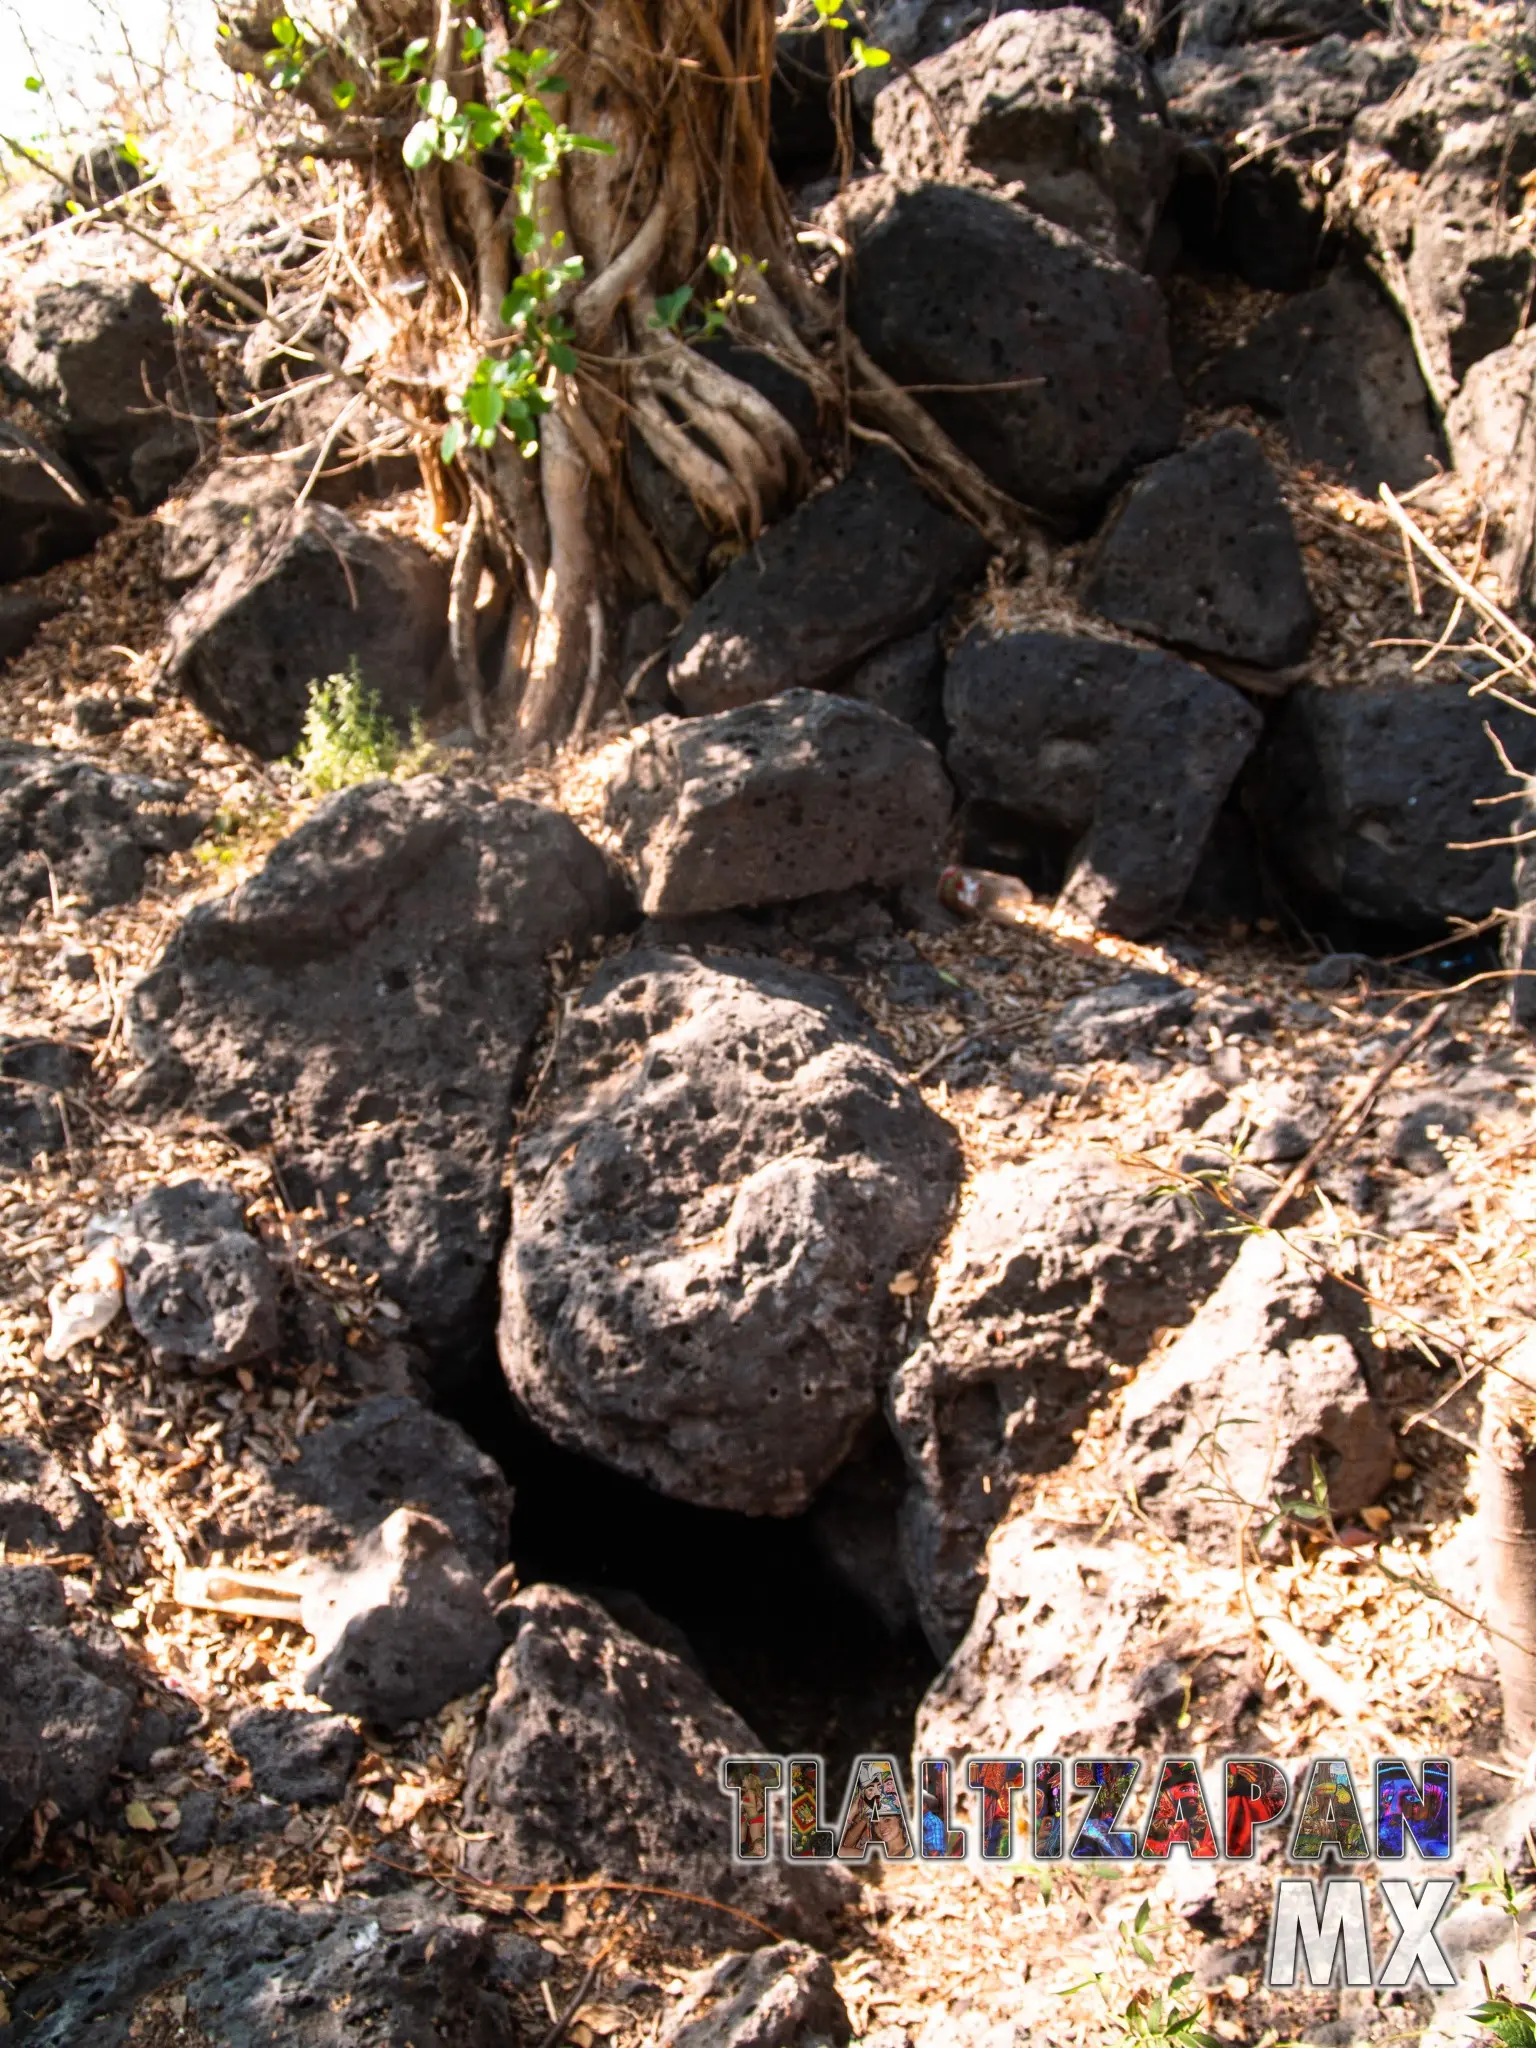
left=1478, top=1335, right=1536, bottom=1762
left=217, top=0, right=1030, bottom=754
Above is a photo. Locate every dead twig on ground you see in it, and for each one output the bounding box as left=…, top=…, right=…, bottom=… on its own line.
left=1258, top=1000, right=1450, bottom=1227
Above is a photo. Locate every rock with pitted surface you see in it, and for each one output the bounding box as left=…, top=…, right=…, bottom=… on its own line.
left=125, top=778, right=622, bottom=1371
left=1116, top=1233, right=1394, bottom=1560
left=1081, top=430, right=1316, bottom=669
left=944, top=629, right=1261, bottom=937
left=916, top=1512, right=1262, bottom=1765
left=871, top=9, right=1178, bottom=264
left=1446, top=330, right=1536, bottom=607
left=0, top=1566, right=140, bottom=1848
left=1178, top=0, right=1381, bottom=46
left=221, top=1392, right=513, bottom=1579
left=301, top=1509, right=504, bottom=1728
left=118, top=1178, right=281, bottom=1374
left=890, top=1150, right=1234, bottom=1653
left=1199, top=267, right=1443, bottom=493
left=160, top=460, right=297, bottom=592
left=0, top=1435, right=100, bottom=1556
left=660, top=1945, right=853, bottom=2048
left=0, top=1036, right=92, bottom=1170
left=1163, top=36, right=1416, bottom=291
left=0, top=1888, right=519, bottom=2046
left=897, top=1155, right=1236, bottom=1646
left=4, top=277, right=204, bottom=509
left=1350, top=44, right=1536, bottom=402
left=160, top=503, right=449, bottom=757
left=227, top=1705, right=362, bottom=1807
left=846, top=183, right=1182, bottom=526
left=842, top=625, right=945, bottom=739
left=464, top=1583, right=850, bottom=1946
left=1247, top=681, right=1536, bottom=929
left=668, top=452, right=986, bottom=715
left=0, top=744, right=201, bottom=930
left=500, top=948, right=959, bottom=1516
left=603, top=691, right=953, bottom=916
left=1050, top=973, right=1196, bottom=1063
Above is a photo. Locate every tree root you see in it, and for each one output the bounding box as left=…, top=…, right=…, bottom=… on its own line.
left=219, top=0, right=1043, bottom=756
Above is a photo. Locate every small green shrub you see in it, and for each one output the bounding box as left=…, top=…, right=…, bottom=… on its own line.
left=294, top=664, right=431, bottom=793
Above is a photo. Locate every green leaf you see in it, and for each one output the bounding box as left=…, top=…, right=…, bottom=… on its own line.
left=271, top=14, right=298, bottom=44
left=1471, top=1999, right=1536, bottom=2048
left=851, top=37, right=890, bottom=65
left=118, top=134, right=144, bottom=165
left=651, top=284, right=693, bottom=330
left=460, top=21, right=486, bottom=54
left=1134, top=1901, right=1151, bottom=1933
left=402, top=118, right=439, bottom=167
left=24, top=74, right=42, bottom=91
left=1131, top=1938, right=1155, bottom=1966
left=546, top=336, right=577, bottom=374
left=513, top=212, right=542, bottom=256
left=1169, top=1973, right=1194, bottom=1994
left=332, top=78, right=356, bottom=108
left=707, top=242, right=739, bottom=277
left=465, top=381, right=504, bottom=435
left=440, top=421, right=463, bottom=463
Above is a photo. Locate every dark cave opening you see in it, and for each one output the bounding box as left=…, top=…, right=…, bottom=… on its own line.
left=448, top=1372, right=939, bottom=1785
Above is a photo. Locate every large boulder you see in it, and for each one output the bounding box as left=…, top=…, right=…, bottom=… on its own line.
left=1247, top=682, right=1536, bottom=930
left=847, top=183, right=1182, bottom=527
left=602, top=691, right=953, bottom=916
left=1350, top=44, right=1536, bottom=402
left=160, top=503, right=449, bottom=758
left=0, top=441, right=111, bottom=584
left=1162, top=36, right=1416, bottom=291
left=125, top=778, right=621, bottom=1367
left=463, top=1583, right=849, bottom=1945
left=218, top=1391, right=512, bottom=1578
left=943, top=628, right=1261, bottom=937
left=1081, top=429, right=1316, bottom=669
left=668, top=452, right=986, bottom=715
left=4, top=277, right=203, bottom=509
left=0, top=744, right=201, bottom=929
left=890, top=1150, right=1235, bottom=1654
left=1200, top=267, right=1444, bottom=494
left=871, top=9, right=1178, bottom=264
left=1117, top=1233, right=1395, bottom=1560
left=915, top=1512, right=1260, bottom=1765
left=1, top=1889, right=519, bottom=2046
left=500, top=948, right=959, bottom=1516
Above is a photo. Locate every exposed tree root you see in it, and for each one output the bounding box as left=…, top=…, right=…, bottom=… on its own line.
left=219, top=0, right=1042, bottom=750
